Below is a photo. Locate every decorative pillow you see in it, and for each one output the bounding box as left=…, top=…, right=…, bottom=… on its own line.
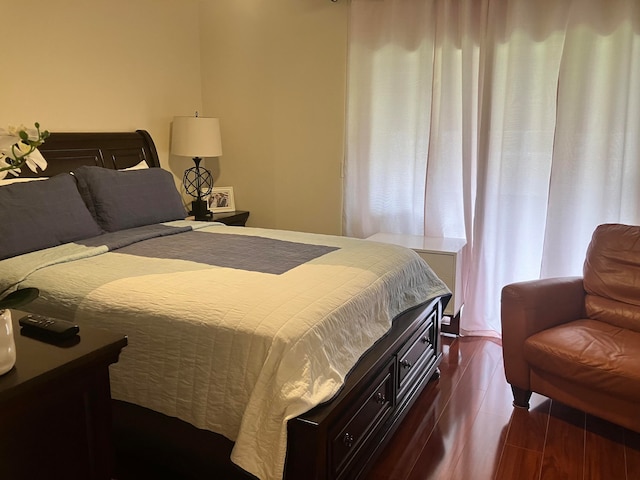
left=72, top=166, right=187, bottom=232
left=0, top=173, right=103, bottom=260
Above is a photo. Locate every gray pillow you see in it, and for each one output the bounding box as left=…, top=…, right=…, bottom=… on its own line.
left=0, top=173, right=103, bottom=260
left=73, top=166, right=187, bottom=232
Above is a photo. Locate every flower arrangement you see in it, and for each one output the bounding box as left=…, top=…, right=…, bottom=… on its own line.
left=0, top=121, right=48, bottom=309
left=0, top=122, right=49, bottom=180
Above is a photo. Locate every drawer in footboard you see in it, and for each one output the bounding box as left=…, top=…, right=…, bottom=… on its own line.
left=397, top=309, right=437, bottom=404
left=330, top=359, right=395, bottom=480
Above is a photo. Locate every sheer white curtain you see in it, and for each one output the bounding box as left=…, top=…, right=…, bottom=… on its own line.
left=344, top=0, right=640, bottom=336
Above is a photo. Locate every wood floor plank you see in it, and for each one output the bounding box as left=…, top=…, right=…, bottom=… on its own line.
left=625, top=429, right=640, bottom=480
left=441, top=335, right=479, bottom=371
left=458, top=338, right=503, bottom=393
left=405, top=339, right=502, bottom=480
left=404, top=388, right=485, bottom=480
left=448, top=411, right=511, bottom=480
left=505, top=397, right=551, bottom=453
left=495, top=444, right=543, bottom=480
left=478, top=361, right=514, bottom=417
left=438, top=336, right=483, bottom=395
left=584, top=414, right=626, bottom=480
left=540, top=401, right=584, bottom=480
left=448, top=358, right=513, bottom=480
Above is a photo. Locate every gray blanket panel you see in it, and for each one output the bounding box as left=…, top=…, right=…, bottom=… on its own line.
left=113, top=230, right=339, bottom=274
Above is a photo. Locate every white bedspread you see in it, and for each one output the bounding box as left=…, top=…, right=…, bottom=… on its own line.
left=0, top=221, right=449, bottom=480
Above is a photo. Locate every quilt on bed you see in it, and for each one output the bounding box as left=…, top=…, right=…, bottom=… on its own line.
left=0, top=221, right=449, bottom=480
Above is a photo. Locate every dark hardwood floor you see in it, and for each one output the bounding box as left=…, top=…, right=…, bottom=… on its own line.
left=364, top=335, right=640, bottom=480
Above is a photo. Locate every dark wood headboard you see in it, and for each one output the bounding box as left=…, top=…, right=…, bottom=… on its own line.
left=19, top=130, right=161, bottom=178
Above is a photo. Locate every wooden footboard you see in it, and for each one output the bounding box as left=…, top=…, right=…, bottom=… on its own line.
left=285, top=296, right=444, bottom=480
left=113, top=296, right=446, bottom=480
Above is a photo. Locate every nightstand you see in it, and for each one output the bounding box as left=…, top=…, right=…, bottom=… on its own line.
left=188, top=210, right=250, bottom=226
left=0, top=315, right=127, bottom=479
left=211, top=210, right=250, bottom=226
left=367, top=233, right=466, bottom=336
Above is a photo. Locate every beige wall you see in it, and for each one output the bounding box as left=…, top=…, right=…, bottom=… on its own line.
left=198, top=0, right=348, bottom=234
left=1, top=0, right=349, bottom=235
left=0, top=0, right=202, bottom=194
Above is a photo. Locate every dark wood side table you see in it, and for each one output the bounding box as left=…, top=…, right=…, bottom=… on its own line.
left=0, top=315, right=127, bottom=480
left=192, top=210, right=250, bottom=226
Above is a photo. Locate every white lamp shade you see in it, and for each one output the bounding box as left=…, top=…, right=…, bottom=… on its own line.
left=171, top=116, right=223, bottom=158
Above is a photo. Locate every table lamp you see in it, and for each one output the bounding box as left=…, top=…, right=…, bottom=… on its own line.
left=171, top=114, right=223, bottom=221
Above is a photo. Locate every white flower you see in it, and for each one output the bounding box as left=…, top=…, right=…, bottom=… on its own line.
left=0, top=155, right=10, bottom=180
left=23, top=148, right=47, bottom=173
left=7, top=125, right=28, bottom=137
left=0, top=156, right=20, bottom=179
left=0, top=134, right=18, bottom=152
left=0, top=122, right=49, bottom=178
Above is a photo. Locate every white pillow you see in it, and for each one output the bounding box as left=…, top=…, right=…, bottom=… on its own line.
left=121, top=160, right=149, bottom=171
left=0, top=160, right=147, bottom=186
left=0, top=176, right=47, bottom=186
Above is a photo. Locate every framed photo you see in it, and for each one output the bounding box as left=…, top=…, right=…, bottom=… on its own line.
left=208, top=186, right=236, bottom=213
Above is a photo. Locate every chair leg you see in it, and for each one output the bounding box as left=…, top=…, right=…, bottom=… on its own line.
left=511, top=386, right=532, bottom=409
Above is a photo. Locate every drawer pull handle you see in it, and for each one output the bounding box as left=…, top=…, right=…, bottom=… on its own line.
left=400, top=360, right=412, bottom=369
left=421, top=336, right=430, bottom=344
left=375, top=392, right=387, bottom=404
left=343, top=433, right=354, bottom=448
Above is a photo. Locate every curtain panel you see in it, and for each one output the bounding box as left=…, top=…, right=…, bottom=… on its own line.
left=344, top=0, right=640, bottom=335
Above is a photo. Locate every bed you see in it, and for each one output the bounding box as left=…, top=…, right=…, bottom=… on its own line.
left=0, top=130, right=450, bottom=480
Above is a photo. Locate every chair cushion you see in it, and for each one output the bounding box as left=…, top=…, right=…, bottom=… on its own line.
left=584, top=223, right=640, bottom=333
left=524, top=319, right=640, bottom=402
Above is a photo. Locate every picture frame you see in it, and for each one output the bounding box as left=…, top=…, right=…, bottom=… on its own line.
left=208, top=186, right=236, bottom=213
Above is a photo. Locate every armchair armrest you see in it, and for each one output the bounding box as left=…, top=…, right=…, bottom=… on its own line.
left=501, top=276, right=586, bottom=392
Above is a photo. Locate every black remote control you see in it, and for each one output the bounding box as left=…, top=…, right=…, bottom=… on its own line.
left=19, top=314, right=80, bottom=340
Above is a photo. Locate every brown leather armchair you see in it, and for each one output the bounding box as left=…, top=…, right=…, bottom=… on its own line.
left=501, top=223, right=640, bottom=432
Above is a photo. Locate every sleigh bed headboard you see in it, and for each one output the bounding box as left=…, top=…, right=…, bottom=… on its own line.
left=23, top=130, right=161, bottom=177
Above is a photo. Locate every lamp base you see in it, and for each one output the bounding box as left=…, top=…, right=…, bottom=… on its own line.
left=192, top=199, right=212, bottom=221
